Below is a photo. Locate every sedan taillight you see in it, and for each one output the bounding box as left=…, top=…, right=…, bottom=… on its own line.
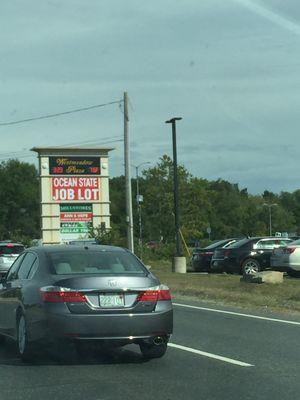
left=137, top=285, right=171, bottom=302
left=40, top=286, right=87, bottom=303
left=284, top=247, right=297, bottom=254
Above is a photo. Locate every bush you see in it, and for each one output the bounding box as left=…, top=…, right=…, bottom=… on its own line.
left=90, top=225, right=126, bottom=247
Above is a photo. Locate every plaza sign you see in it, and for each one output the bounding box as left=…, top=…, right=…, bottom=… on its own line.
left=59, top=204, right=93, bottom=240
left=52, top=177, right=99, bottom=201
left=32, top=147, right=113, bottom=245
left=49, top=156, right=100, bottom=175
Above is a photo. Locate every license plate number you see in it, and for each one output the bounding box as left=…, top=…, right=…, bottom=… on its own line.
left=99, top=294, right=124, bottom=308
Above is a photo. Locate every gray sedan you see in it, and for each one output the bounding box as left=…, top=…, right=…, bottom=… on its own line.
left=0, top=245, right=173, bottom=361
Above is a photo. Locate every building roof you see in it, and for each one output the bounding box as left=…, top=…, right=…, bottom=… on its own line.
left=31, top=146, right=114, bottom=156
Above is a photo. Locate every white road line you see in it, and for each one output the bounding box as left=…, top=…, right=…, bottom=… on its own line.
left=168, top=343, right=253, bottom=367
left=173, top=302, right=300, bottom=326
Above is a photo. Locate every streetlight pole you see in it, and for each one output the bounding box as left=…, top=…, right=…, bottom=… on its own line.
left=124, top=92, right=134, bottom=252
left=133, top=162, right=150, bottom=259
left=263, top=203, right=278, bottom=236
left=165, top=117, right=186, bottom=273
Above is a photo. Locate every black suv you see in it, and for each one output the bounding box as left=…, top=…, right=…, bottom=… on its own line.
left=190, top=238, right=240, bottom=272
left=210, top=237, right=293, bottom=275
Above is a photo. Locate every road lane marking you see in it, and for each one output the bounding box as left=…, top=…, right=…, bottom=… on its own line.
left=173, top=302, right=300, bottom=326
left=168, top=343, right=253, bottom=367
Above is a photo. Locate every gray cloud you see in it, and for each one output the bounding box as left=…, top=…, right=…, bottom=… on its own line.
left=1, top=0, right=300, bottom=194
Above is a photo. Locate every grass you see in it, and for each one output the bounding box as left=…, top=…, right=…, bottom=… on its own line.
left=148, top=259, right=300, bottom=316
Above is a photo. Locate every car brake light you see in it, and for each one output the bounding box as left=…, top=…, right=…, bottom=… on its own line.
left=202, top=251, right=214, bottom=256
left=284, top=247, right=296, bottom=254
left=40, top=286, right=87, bottom=303
left=137, top=285, right=171, bottom=302
left=6, top=244, right=14, bottom=248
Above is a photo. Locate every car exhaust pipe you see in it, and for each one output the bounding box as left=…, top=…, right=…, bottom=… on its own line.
left=153, top=336, right=164, bottom=346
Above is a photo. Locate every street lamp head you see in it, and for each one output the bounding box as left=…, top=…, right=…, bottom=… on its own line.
left=137, top=161, right=151, bottom=169
left=263, top=203, right=278, bottom=208
left=131, top=162, right=151, bottom=170
left=165, top=117, right=183, bottom=124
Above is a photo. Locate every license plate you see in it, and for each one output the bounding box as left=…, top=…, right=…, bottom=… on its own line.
left=99, top=293, right=124, bottom=308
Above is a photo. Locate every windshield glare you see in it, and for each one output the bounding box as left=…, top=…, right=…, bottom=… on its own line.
left=204, top=239, right=230, bottom=250
left=227, top=238, right=251, bottom=249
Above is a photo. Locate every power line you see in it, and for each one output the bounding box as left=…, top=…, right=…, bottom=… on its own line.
left=0, top=99, right=123, bottom=127
left=0, top=138, right=124, bottom=161
left=0, top=135, right=123, bottom=156
left=56, top=135, right=123, bottom=147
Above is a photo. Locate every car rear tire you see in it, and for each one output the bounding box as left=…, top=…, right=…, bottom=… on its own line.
left=241, top=259, right=261, bottom=275
left=140, top=342, right=168, bottom=359
left=17, top=314, right=35, bottom=362
left=287, top=270, right=300, bottom=278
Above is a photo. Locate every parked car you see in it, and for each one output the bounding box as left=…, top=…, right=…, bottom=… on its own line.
left=146, top=241, right=161, bottom=250
left=0, top=245, right=173, bottom=361
left=211, top=237, right=293, bottom=275
left=271, top=239, right=300, bottom=277
left=0, top=242, right=25, bottom=278
left=190, top=238, right=241, bottom=272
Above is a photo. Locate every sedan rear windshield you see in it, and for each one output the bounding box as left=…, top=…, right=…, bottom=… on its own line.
left=0, top=245, right=25, bottom=255
left=290, top=239, right=300, bottom=245
left=48, top=250, right=147, bottom=275
left=204, top=239, right=230, bottom=250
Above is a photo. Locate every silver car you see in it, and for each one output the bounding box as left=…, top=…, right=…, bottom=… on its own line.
left=271, top=239, right=300, bottom=277
left=0, top=245, right=173, bottom=361
left=0, top=242, right=25, bottom=277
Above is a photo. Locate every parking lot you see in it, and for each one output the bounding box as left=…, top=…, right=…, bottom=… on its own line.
left=0, top=299, right=299, bottom=400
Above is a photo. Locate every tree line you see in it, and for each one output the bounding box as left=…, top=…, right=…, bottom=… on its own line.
left=0, top=156, right=299, bottom=246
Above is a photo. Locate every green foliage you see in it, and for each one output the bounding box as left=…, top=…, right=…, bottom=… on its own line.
left=91, top=224, right=126, bottom=247
left=1, top=155, right=300, bottom=249
left=141, top=243, right=176, bottom=261
left=0, top=159, right=40, bottom=243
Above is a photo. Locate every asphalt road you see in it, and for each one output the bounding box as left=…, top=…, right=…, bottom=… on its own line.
left=0, top=300, right=299, bottom=400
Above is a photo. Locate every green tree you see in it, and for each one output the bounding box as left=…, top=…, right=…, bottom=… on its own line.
left=0, top=160, right=40, bottom=243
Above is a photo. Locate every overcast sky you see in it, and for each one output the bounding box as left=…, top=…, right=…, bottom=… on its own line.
left=1, top=0, right=300, bottom=194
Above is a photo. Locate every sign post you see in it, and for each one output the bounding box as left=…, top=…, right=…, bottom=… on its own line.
left=206, top=226, right=212, bottom=241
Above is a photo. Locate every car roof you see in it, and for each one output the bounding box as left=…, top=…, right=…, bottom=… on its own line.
left=28, top=244, right=128, bottom=254
left=0, top=242, right=24, bottom=246
left=233, top=236, right=293, bottom=243
left=249, top=236, right=293, bottom=240
left=69, top=239, right=98, bottom=242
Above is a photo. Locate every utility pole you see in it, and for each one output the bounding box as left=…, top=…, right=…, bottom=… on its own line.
left=263, top=203, right=278, bottom=236
left=165, top=117, right=186, bottom=273
left=165, top=117, right=182, bottom=257
left=124, top=92, right=134, bottom=252
left=133, top=162, right=150, bottom=260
